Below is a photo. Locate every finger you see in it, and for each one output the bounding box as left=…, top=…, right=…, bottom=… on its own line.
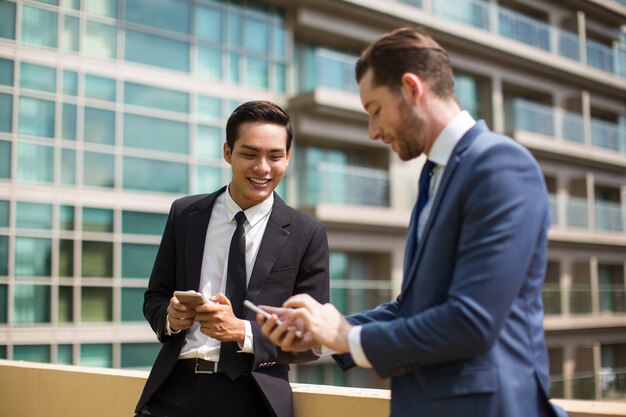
left=283, top=294, right=319, bottom=310
left=210, top=292, right=230, bottom=306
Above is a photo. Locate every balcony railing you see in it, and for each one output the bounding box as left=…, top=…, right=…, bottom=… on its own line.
left=595, top=200, right=624, bottom=232
left=542, top=282, right=562, bottom=315
left=590, top=119, right=626, bottom=153
left=297, top=47, right=358, bottom=94
left=331, top=279, right=394, bottom=315
left=570, top=283, right=593, bottom=314
left=391, top=0, right=626, bottom=79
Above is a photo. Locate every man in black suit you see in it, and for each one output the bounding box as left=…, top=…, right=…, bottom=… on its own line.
left=135, top=101, right=329, bottom=417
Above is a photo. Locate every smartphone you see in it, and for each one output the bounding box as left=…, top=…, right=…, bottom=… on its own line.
left=244, top=300, right=302, bottom=338
left=174, top=291, right=206, bottom=308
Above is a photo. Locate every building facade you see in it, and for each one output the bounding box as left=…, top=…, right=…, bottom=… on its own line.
left=0, top=0, right=625, bottom=401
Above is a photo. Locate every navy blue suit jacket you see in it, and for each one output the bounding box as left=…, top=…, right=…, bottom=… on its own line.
left=336, top=122, right=568, bottom=417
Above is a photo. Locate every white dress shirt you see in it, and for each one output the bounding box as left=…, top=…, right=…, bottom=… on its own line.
left=349, top=111, right=476, bottom=368
left=176, top=189, right=274, bottom=361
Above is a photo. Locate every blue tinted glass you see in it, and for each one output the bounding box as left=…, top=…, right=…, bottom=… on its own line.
left=61, top=148, right=76, bottom=185
left=0, top=200, right=8, bottom=228
left=17, top=143, right=53, bottom=183
left=84, top=107, right=115, bottom=145
left=21, top=6, right=58, bottom=48
left=0, top=59, right=13, bottom=86
left=229, top=53, right=239, bottom=83
left=125, top=30, right=189, bottom=72
left=85, top=21, right=117, bottom=59
left=83, top=151, right=114, bottom=187
left=0, top=93, right=12, bottom=133
left=122, top=211, right=167, bottom=235
left=123, top=157, right=188, bottom=194
left=35, top=0, right=59, bottom=4
left=124, top=114, right=189, bottom=154
left=197, top=46, right=222, bottom=80
left=85, top=75, right=116, bottom=101
left=124, top=82, right=189, bottom=113
left=62, top=0, right=80, bottom=10
left=246, top=57, right=268, bottom=88
left=62, top=103, right=77, bottom=140
left=80, top=343, right=112, bottom=367
left=14, top=285, right=51, bottom=323
left=0, top=284, right=6, bottom=322
left=122, top=243, right=158, bottom=278
left=15, top=237, right=52, bottom=276
left=0, top=2, right=16, bottom=40
left=227, top=13, right=239, bottom=46
left=63, top=71, right=78, bottom=95
left=197, top=96, right=222, bottom=119
left=196, top=125, right=222, bottom=159
left=275, top=63, right=286, bottom=93
left=0, top=238, right=7, bottom=276
left=0, top=141, right=10, bottom=178
left=14, top=345, right=51, bottom=363
left=16, top=202, right=53, bottom=229
left=60, top=205, right=74, bottom=230
left=57, top=344, right=73, bottom=364
left=83, top=207, right=113, bottom=232
left=19, top=97, right=55, bottom=138
left=244, top=18, right=269, bottom=53
left=62, top=15, right=80, bottom=52
left=85, top=0, right=117, bottom=17
left=196, top=5, right=222, bottom=41
left=81, top=245, right=113, bottom=278
left=195, top=165, right=223, bottom=193
left=121, top=342, right=160, bottom=368
left=125, top=0, right=190, bottom=34
left=121, top=288, right=146, bottom=321
left=20, top=62, right=56, bottom=93
left=274, top=25, right=286, bottom=59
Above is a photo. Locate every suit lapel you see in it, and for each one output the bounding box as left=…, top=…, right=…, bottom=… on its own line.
left=402, top=121, right=489, bottom=293
left=185, top=186, right=226, bottom=290
left=245, top=193, right=292, bottom=305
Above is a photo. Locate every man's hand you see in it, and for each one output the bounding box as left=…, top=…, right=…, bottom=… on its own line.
left=195, top=292, right=245, bottom=344
left=167, top=294, right=197, bottom=332
left=258, top=306, right=320, bottom=352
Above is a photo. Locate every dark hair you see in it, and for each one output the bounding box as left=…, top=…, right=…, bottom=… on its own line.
left=355, top=27, right=455, bottom=99
left=225, top=100, right=293, bottom=151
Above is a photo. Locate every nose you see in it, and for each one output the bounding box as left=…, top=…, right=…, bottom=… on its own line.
left=254, top=157, right=270, bottom=174
left=368, top=119, right=382, bottom=141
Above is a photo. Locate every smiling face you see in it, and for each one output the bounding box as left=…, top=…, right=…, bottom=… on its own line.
left=359, top=68, right=432, bottom=161
left=224, top=122, right=290, bottom=210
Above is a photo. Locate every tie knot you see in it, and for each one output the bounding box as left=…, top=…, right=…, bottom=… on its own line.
left=423, top=160, right=436, bottom=177
left=234, top=211, right=246, bottom=226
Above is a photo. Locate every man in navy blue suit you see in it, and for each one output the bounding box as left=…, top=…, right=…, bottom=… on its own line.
left=259, top=27, right=569, bottom=417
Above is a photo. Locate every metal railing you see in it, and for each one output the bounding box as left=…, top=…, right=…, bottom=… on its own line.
left=297, top=47, right=358, bottom=94
left=595, top=200, right=624, bottom=232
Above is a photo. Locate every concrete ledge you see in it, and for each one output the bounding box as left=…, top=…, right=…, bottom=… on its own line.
left=1, top=360, right=625, bottom=417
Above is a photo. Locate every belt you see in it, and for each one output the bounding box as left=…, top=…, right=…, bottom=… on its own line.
left=178, top=358, right=221, bottom=374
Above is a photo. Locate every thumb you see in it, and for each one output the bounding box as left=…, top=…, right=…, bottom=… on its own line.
left=210, top=292, right=230, bottom=305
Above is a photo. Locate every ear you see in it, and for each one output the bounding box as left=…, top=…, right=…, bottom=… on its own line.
left=285, top=149, right=291, bottom=164
left=400, top=73, right=424, bottom=106
left=223, top=142, right=232, bottom=164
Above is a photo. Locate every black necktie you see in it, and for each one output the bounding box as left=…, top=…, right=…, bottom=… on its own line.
left=220, top=211, right=248, bottom=380
left=404, top=160, right=436, bottom=270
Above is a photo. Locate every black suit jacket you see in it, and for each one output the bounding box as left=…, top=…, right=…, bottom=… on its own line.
left=135, top=187, right=330, bottom=417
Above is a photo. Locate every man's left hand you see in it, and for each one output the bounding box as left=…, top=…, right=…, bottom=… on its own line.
left=195, top=292, right=245, bottom=344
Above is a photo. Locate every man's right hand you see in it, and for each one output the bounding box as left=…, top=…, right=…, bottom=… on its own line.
left=258, top=306, right=320, bottom=352
left=167, top=295, right=197, bottom=332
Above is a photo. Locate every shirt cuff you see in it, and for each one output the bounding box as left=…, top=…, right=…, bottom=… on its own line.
left=164, top=314, right=182, bottom=336
left=349, top=325, right=372, bottom=368
left=313, top=345, right=336, bottom=357
left=237, top=320, right=254, bottom=353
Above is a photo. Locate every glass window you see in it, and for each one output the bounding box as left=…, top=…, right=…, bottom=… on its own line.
left=195, top=165, right=223, bottom=194
left=85, top=21, right=117, bottom=59
left=0, top=1, right=16, bottom=40
left=80, top=343, right=112, bottom=367
left=124, top=82, right=189, bottom=113
left=82, top=207, right=113, bottom=232
left=63, top=71, right=78, bottom=95
left=246, top=57, right=269, bottom=89
left=275, top=63, right=286, bottom=93
left=58, top=286, right=73, bottom=322
left=35, top=0, right=59, bottom=4
left=15, top=237, right=52, bottom=277
left=121, top=287, right=146, bottom=321
left=243, top=18, right=269, bottom=53
left=125, top=0, right=190, bottom=34
left=61, top=148, right=76, bottom=185
left=0, top=58, right=13, bottom=86
left=122, top=243, right=158, bottom=278
left=125, top=30, right=189, bottom=72
left=0, top=237, right=7, bottom=276
left=123, top=157, right=188, bottom=194
left=83, top=151, right=114, bottom=187
left=13, top=345, right=51, bottom=363
left=0, top=284, right=6, bottom=322
left=274, top=25, right=286, bottom=59
left=122, top=211, right=167, bottom=235
left=80, top=288, right=112, bottom=321
left=227, top=13, right=239, bottom=47
left=0, top=200, right=8, bottom=227
left=0, top=141, right=9, bottom=178
left=62, top=103, right=77, bottom=140
left=62, top=0, right=80, bottom=10
left=0, top=93, right=11, bottom=133
left=59, top=240, right=74, bottom=277
left=81, top=241, right=113, bottom=277
left=21, top=6, right=57, bottom=48
left=197, top=125, right=222, bottom=160
left=57, top=344, right=73, bottom=364
left=197, top=95, right=222, bottom=119
left=123, top=114, right=188, bottom=154
left=19, top=97, right=55, bottom=138
left=16, top=202, right=52, bottom=229
left=196, top=5, right=222, bottom=41
left=13, top=284, right=51, bottom=324
left=121, top=343, right=160, bottom=368
left=84, top=107, right=115, bottom=145
left=84, top=0, right=117, bottom=18
left=197, top=46, right=222, bottom=80
left=85, top=75, right=116, bottom=101
left=60, top=205, right=74, bottom=230
left=62, top=15, right=79, bottom=52
left=17, top=143, right=53, bottom=183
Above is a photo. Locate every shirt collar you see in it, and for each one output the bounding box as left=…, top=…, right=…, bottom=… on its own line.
left=428, top=111, right=476, bottom=167
left=224, top=187, right=274, bottom=227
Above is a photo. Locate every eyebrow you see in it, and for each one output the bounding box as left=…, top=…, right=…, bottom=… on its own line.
left=239, top=144, right=285, bottom=153
left=363, top=101, right=375, bottom=112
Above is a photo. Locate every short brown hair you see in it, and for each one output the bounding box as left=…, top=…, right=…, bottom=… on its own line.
left=355, top=27, right=455, bottom=99
left=226, top=100, right=293, bottom=151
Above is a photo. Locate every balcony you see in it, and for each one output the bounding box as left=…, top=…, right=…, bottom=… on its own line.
left=297, top=47, right=359, bottom=95
left=1, top=360, right=626, bottom=417
left=548, top=194, right=626, bottom=235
